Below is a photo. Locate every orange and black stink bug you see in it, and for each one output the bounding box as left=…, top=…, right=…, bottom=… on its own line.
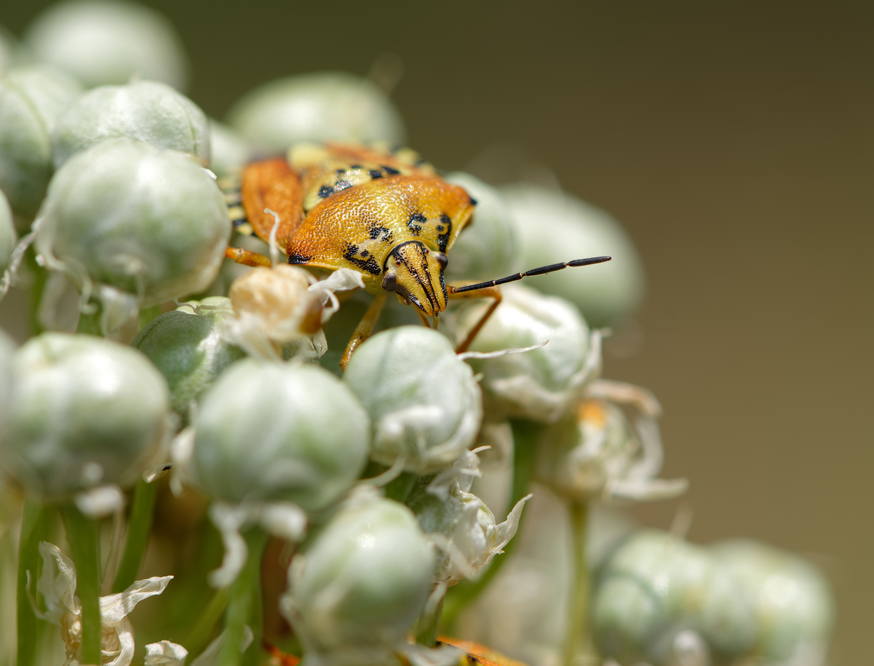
left=223, top=142, right=609, bottom=366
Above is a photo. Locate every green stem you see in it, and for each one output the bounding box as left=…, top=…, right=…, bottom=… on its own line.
left=383, top=470, right=419, bottom=504
left=183, top=586, right=230, bottom=661
left=112, top=479, right=158, bottom=592
left=25, top=248, right=47, bottom=336
left=440, top=418, right=539, bottom=632
left=415, top=589, right=445, bottom=647
left=562, top=501, right=592, bottom=666
left=60, top=505, right=102, bottom=665
left=16, top=501, right=51, bottom=666
left=218, top=529, right=268, bottom=666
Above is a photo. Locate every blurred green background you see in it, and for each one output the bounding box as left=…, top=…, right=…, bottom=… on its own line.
left=3, top=0, right=871, bottom=662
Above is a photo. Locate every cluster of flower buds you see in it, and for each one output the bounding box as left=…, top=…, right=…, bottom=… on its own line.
left=0, top=2, right=834, bottom=666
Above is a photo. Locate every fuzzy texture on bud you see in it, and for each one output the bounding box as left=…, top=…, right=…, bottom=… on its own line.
left=454, top=285, right=596, bottom=423
left=502, top=183, right=645, bottom=329
left=52, top=80, right=209, bottom=167
left=1, top=333, right=170, bottom=500
left=282, top=492, right=435, bottom=665
left=344, top=326, right=482, bottom=474
left=192, top=360, right=369, bottom=510
left=228, top=72, right=405, bottom=152
left=24, top=0, right=188, bottom=89
left=133, top=297, right=245, bottom=419
left=35, top=138, right=229, bottom=307
left=0, top=65, right=82, bottom=218
left=0, top=190, right=15, bottom=272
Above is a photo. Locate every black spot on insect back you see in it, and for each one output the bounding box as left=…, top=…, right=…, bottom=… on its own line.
left=369, top=169, right=384, bottom=179
left=318, top=185, right=334, bottom=198
left=382, top=165, right=401, bottom=175
left=343, top=243, right=381, bottom=275
left=407, top=212, right=427, bottom=234
left=288, top=252, right=312, bottom=264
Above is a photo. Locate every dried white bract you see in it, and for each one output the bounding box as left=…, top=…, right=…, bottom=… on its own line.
left=133, top=297, right=245, bottom=419
left=1, top=333, right=170, bottom=500
left=344, top=326, right=482, bottom=474
left=454, top=285, right=597, bottom=423
left=228, top=71, right=405, bottom=152
left=0, top=65, right=82, bottom=218
left=35, top=138, right=229, bottom=310
left=444, top=173, right=519, bottom=282
left=502, top=183, right=645, bottom=328
left=282, top=491, right=435, bottom=665
left=52, top=80, right=210, bottom=167
left=37, top=541, right=173, bottom=666
left=25, top=0, right=189, bottom=89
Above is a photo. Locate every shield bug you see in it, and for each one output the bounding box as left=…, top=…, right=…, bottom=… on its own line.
left=223, top=142, right=609, bottom=366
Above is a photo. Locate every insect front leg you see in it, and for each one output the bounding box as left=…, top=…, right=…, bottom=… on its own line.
left=224, top=246, right=273, bottom=267
left=340, top=291, right=389, bottom=370
left=447, top=284, right=502, bottom=354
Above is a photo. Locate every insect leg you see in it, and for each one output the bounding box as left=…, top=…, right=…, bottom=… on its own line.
left=447, top=284, right=503, bottom=354
left=340, top=291, right=389, bottom=370
left=225, top=246, right=272, bottom=267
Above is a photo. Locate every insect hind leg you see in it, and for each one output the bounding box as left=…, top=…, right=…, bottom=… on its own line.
left=448, top=284, right=502, bottom=354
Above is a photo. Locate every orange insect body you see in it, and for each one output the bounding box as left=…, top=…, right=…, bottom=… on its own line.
left=238, top=143, right=476, bottom=317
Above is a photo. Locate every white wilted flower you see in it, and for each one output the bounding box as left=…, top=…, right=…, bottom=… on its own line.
left=452, top=284, right=599, bottom=423
left=52, top=80, right=210, bottom=167
left=36, top=541, right=173, bottom=666
left=143, top=641, right=188, bottom=665
left=409, top=448, right=530, bottom=585
left=343, top=326, right=482, bottom=474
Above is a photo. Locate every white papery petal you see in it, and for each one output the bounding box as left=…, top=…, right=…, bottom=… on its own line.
left=144, top=640, right=188, bottom=665
left=208, top=503, right=249, bottom=588
left=37, top=541, right=78, bottom=621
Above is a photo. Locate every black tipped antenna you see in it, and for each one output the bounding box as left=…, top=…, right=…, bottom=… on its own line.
left=450, top=255, right=612, bottom=294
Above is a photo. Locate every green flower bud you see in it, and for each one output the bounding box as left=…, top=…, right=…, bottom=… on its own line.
left=502, top=184, right=645, bottom=328
left=282, top=492, right=435, bottom=664
left=52, top=80, right=209, bottom=167
left=24, top=0, right=188, bottom=89
left=35, top=138, right=229, bottom=307
left=711, top=540, right=833, bottom=664
left=133, top=297, right=245, bottom=420
left=208, top=120, right=252, bottom=178
left=444, top=173, right=520, bottom=283
left=192, top=360, right=369, bottom=510
left=0, top=333, right=170, bottom=500
left=227, top=72, right=405, bottom=153
left=0, top=65, right=82, bottom=218
left=0, top=190, right=16, bottom=272
left=344, top=326, right=482, bottom=474
left=454, top=285, right=595, bottom=423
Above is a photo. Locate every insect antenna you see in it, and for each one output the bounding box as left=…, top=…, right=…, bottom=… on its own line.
left=450, top=255, right=612, bottom=294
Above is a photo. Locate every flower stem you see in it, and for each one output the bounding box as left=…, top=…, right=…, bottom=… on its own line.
left=60, top=505, right=102, bottom=665
left=439, top=418, right=538, bottom=632
left=112, top=479, right=158, bottom=592
left=25, top=248, right=47, bottom=336
left=562, top=500, right=593, bottom=666
left=218, top=528, right=268, bottom=666
left=183, top=586, right=230, bottom=659
left=16, top=501, right=51, bottom=666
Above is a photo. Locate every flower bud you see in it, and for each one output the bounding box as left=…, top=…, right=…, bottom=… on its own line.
left=52, top=80, right=209, bottom=167
left=281, top=492, right=435, bottom=664
left=35, top=138, right=229, bottom=307
left=453, top=285, right=596, bottom=422
left=0, top=65, right=82, bottom=218
left=502, top=183, right=645, bottom=328
left=208, top=120, right=252, bottom=178
left=0, top=189, right=16, bottom=272
left=228, top=72, right=405, bottom=153
left=192, top=359, right=369, bottom=511
left=133, top=297, right=245, bottom=419
left=711, top=540, right=833, bottom=664
left=24, top=0, right=188, bottom=89
left=343, top=326, right=482, bottom=474
left=0, top=333, right=170, bottom=500
left=444, top=173, right=519, bottom=282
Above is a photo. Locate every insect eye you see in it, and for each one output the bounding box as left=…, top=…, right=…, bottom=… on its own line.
left=433, top=252, right=448, bottom=268
left=382, top=271, right=398, bottom=292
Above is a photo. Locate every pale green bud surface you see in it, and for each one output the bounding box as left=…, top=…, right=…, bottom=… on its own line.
left=1, top=333, right=169, bottom=500
left=445, top=172, right=519, bottom=282
left=502, top=183, right=645, bottom=328
left=24, top=0, right=188, bottom=89
left=134, top=297, right=245, bottom=419
left=344, top=326, right=482, bottom=474
left=282, top=493, right=435, bottom=663
left=228, top=72, right=405, bottom=153
left=52, top=80, right=210, bottom=167
left=0, top=65, right=82, bottom=218
left=35, top=138, right=229, bottom=306
left=0, top=190, right=16, bottom=272
left=208, top=120, right=252, bottom=178
left=455, top=285, right=593, bottom=422
left=192, top=360, right=369, bottom=510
